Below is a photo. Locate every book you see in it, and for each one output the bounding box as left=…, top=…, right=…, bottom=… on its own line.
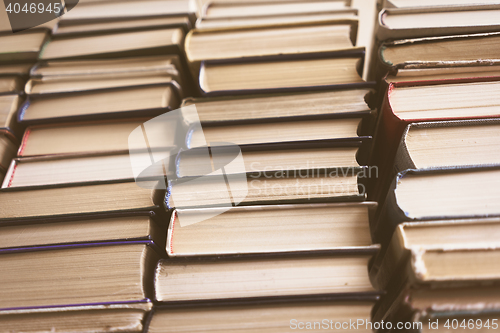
left=60, top=0, right=197, bottom=24
left=0, top=94, right=22, bottom=136
left=181, top=88, right=374, bottom=123
left=382, top=0, right=499, bottom=8
left=0, top=31, right=48, bottom=63
left=0, top=301, right=152, bottom=333
left=369, top=80, right=500, bottom=203
left=39, top=28, right=185, bottom=61
left=166, top=170, right=364, bottom=209
left=176, top=142, right=365, bottom=178
left=0, top=63, right=34, bottom=76
left=3, top=153, right=164, bottom=188
left=371, top=216, right=500, bottom=291
left=54, top=16, right=192, bottom=37
left=167, top=202, right=377, bottom=256
left=29, top=55, right=188, bottom=95
left=0, top=211, right=165, bottom=250
left=17, top=118, right=163, bottom=157
left=0, top=134, right=17, bottom=177
left=25, top=75, right=181, bottom=96
left=385, top=64, right=500, bottom=84
left=373, top=167, right=500, bottom=245
left=0, top=242, right=159, bottom=310
left=373, top=285, right=500, bottom=325
left=0, top=76, right=24, bottom=95
left=200, top=0, right=350, bottom=19
left=18, top=84, right=181, bottom=125
left=199, top=50, right=366, bottom=95
left=0, top=180, right=164, bottom=222
left=372, top=247, right=500, bottom=328
left=30, top=55, right=182, bottom=79
left=154, top=251, right=378, bottom=302
left=387, top=247, right=500, bottom=290
left=148, top=299, right=376, bottom=333
left=377, top=32, right=500, bottom=77
left=186, top=115, right=370, bottom=148
left=393, top=119, right=500, bottom=174
left=185, top=21, right=357, bottom=64
left=196, top=10, right=358, bottom=31
left=376, top=6, right=500, bottom=41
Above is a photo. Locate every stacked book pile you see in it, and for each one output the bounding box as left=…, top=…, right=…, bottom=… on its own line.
left=148, top=0, right=383, bottom=331
left=0, top=1, right=195, bottom=332
left=0, top=31, right=41, bottom=184
left=368, top=0, right=500, bottom=330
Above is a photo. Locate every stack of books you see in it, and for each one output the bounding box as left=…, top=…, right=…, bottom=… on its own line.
left=146, top=0, right=383, bottom=331
left=0, top=1, right=195, bottom=332
left=368, top=0, right=500, bottom=329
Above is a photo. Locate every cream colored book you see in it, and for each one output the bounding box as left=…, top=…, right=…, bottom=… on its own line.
left=199, top=52, right=365, bottom=94
left=379, top=32, right=500, bottom=71
left=196, top=10, right=358, bottom=30
left=393, top=119, right=500, bottom=173
left=2, top=153, right=157, bottom=188
left=182, top=88, right=372, bottom=123
left=201, top=0, right=349, bottom=18
left=0, top=95, right=21, bottom=135
left=167, top=203, right=377, bottom=256
left=0, top=180, right=163, bottom=221
left=167, top=171, right=363, bottom=209
left=0, top=302, right=152, bottom=333
left=39, top=28, right=184, bottom=60
left=0, top=76, right=24, bottom=94
left=0, top=212, right=162, bottom=250
left=377, top=6, right=500, bottom=40
left=0, top=135, right=17, bottom=173
left=177, top=145, right=361, bottom=178
left=25, top=75, right=178, bottom=95
left=386, top=65, right=500, bottom=83
left=371, top=217, right=500, bottom=290
left=31, top=56, right=181, bottom=79
left=54, top=16, right=191, bottom=36
left=18, top=119, right=164, bottom=157
left=185, top=22, right=356, bottom=63
left=0, top=31, right=48, bottom=62
left=60, top=0, right=196, bottom=21
left=19, top=85, right=180, bottom=123
left=0, top=243, right=158, bottom=310
left=155, top=252, right=377, bottom=301
left=0, top=63, right=33, bottom=76
left=187, top=117, right=365, bottom=148
left=149, top=301, right=375, bottom=333
left=384, top=0, right=500, bottom=8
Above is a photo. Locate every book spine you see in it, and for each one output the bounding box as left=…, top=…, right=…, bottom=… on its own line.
left=392, top=124, right=416, bottom=176
left=372, top=171, right=410, bottom=247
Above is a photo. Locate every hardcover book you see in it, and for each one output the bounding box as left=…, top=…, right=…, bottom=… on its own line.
left=0, top=301, right=153, bottom=333
left=18, top=118, right=168, bottom=157
left=374, top=167, right=500, bottom=245
left=167, top=202, right=377, bottom=256
left=18, top=84, right=181, bottom=125
left=148, top=298, right=377, bottom=333
left=198, top=49, right=367, bottom=96
left=154, top=250, right=379, bottom=302
left=0, top=242, right=159, bottom=311
left=0, top=179, right=165, bottom=222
